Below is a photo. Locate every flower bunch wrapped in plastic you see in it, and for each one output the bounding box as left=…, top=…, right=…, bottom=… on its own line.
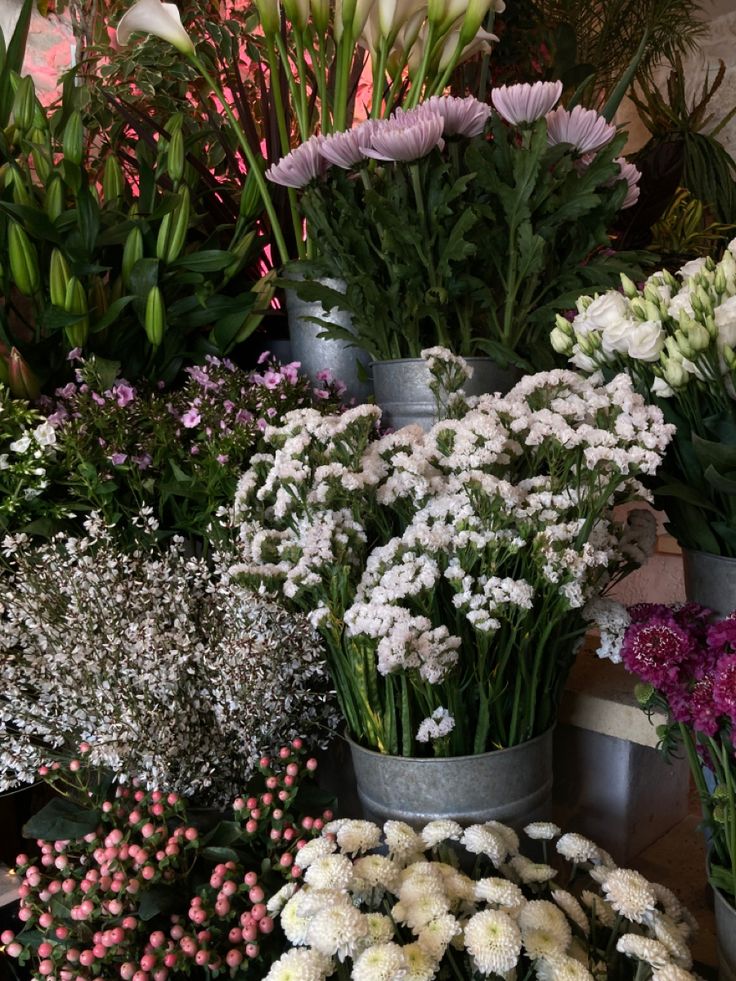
left=262, top=816, right=697, bottom=981
left=589, top=599, right=736, bottom=903
left=2, top=744, right=337, bottom=980
left=0, top=518, right=339, bottom=802
left=267, top=88, right=643, bottom=365
left=552, top=242, right=736, bottom=557
left=232, top=359, right=673, bottom=757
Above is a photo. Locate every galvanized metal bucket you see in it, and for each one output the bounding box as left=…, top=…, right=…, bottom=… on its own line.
left=715, top=887, right=736, bottom=981
left=371, top=357, right=519, bottom=431
left=285, top=275, right=372, bottom=404
left=347, top=728, right=554, bottom=829
left=683, top=549, right=736, bottom=619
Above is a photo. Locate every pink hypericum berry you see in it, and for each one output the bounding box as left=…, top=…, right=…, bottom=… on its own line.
left=92, top=943, right=106, bottom=959
left=6, top=942, right=22, bottom=958
left=141, top=823, right=155, bottom=839
left=140, top=954, right=156, bottom=971
left=129, top=811, right=142, bottom=825
left=270, top=829, right=282, bottom=842
left=127, top=879, right=141, bottom=894
left=17, top=906, right=32, bottom=922
left=323, top=809, right=334, bottom=821
left=226, top=950, right=243, bottom=968
left=164, top=952, right=178, bottom=968
left=241, top=921, right=257, bottom=942
left=228, top=928, right=242, bottom=944
left=278, top=790, right=288, bottom=802
left=170, top=926, right=184, bottom=941
left=38, top=942, right=53, bottom=957
left=195, top=951, right=210, bottom=966
left=250, top=808, right=261, bottom=820
left=38, top=766, right=49, bottom=776
left=184, top=828, right=198, bottom=842
left=102, top=802, right=113, bottom=813
left=214, top=899, right=230, bottom=917
left=245, top=820, right=258, bottom=834
left=265, top=776, right=278, bottom=790
left=132, top=972, right=149, bottom=981
left=313, top=819, right=324, bottom=831
left=286, top=763, right=298, bottom=777
left=250, top=903, right=266, bottom=921
left=1, top=930, right=14, bottom=944
left=258, top=916, right=275, bottom=934
left=166, top=794, right=178, bottom=806
left=248, top=885, right=264, bottom=903
left=38, top=912, right=53, bottom=929
left=291, top=865, right=303, bottom=878
left=291, top=738, right=303, bottom=750
left=259, top=757, right=270, bottom=769
left=209, top=874, right=223, bottom=889
left=233, top=798, right=246, bottom=811
left=164, top=843, right=179, bottom=857
left=278, top=747, right=290, bottom=759
left=38, top=959, right=55, bottom=975
left=151, top=803, right=164, bottom=818
left=122, top=916, right=137, bottom=930
left=56, top=926, right=69, bottom=940
left=306, top=758, right=318, bottom=772
left=69, top=760, right=80, bottom=772
left=180, top=937, right=197, bottom=957
left=284, top=775, right=295, bottom=788
left=273, top=809, right=284, bottom=820
left=153, top=970, right=169, bottom=981
left=245, top=943, right=259, bottom=958
left=134, top=790, right=145, bottom=802
left=221, top=881, right=237, bottom=897
left=189, top=908, right=208, bottom=926
left=79, top=950, right=96, bottom=966
left=301, top=816, right=314, bottom=830
left=66, top=948, right=80, bottom=962
left=261, top=793, right=273, bottom=806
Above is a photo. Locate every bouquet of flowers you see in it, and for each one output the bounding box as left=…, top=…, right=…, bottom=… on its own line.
left=232, top=357, right=673, bottom=757
left=267, top=87, right=644, bottom=366
left=589, top=598, right=736, bottom=902
left=2, top=744, right=336, bottom=979
left=0, top=520, right=339, bottom=803
left=39, top=353, right=344, bottom=548
left=264, top=815, right=697, bottom=981
left=552, top=242, right=736, bottom=556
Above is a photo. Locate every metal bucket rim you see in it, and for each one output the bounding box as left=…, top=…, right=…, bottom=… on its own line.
left=371, top=356, right=500, bottom=370
left=345, top=725, right=555, bottom=765
left=683, top=548, right=736, bottom=568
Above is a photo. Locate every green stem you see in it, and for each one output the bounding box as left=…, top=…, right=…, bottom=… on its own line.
left=333, top=30, right=355, bottom=131
left=273, top=31, right=310, bottom=142
left=315, top=31, right=331, bottom=132
left=293, top=30, right=313, bottom=140
left=370, top=39, right=390, bottom=119
left=188, top=54, right=290, bottom=266
left=406, top=22, right=437, bottom=108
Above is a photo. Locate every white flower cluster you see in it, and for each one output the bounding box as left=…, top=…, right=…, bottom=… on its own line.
left=551, top=241, right=736, bottom=401
left=0, top=518, right=338, bottom=802
left=232, top=369, right=672, bottom=753
left=264, top=817, right=697, bottom=981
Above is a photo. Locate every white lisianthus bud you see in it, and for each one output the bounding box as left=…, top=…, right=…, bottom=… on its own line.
left=721, top=250, right=736, bottom=282
left=620, top=273, right=638, bottom=299
left=695, top=286, right=713, bottom=316
left=662, top=358, right=688, bottom=389
left=575, top=294, right=593, bottom=314
left=651, top=375, right=674, bottom=398
left=714, top=295, right=736, bottom=350
left=667, top=290, right=695, bottom=320
left=685, top=321, right=710, bottom=353
left=714, top=267, right=727, bottom=294
left=723, top=345, right=736, bottom=370
left=550, top=327, right=574, bottom=355
left=627, top=320, right=665, bottom=362
left=674, top=329, right=694, bottom=360
left=554, top=314, right=573, bottom=336
left=644, top=299, right=662, bottom=322
left=630, top=298, right=647, bottom=320
left=570, top=344, right=599, bottom=373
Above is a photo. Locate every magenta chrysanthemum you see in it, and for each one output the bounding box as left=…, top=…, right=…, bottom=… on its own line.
left=545, top=105, right=616, bottom=154
left=491, top=81, right=563, bottom=126
left=713, top=654, right=736, bottom=723
left=621, top=620, right=695, bottom=689
left=424, top=95, right=491, bottom=138
left=266, top=137, right=327, bottom=188
left=362, top=110, right=445, bottom=163
left=320, top=121, right=378, bottom=169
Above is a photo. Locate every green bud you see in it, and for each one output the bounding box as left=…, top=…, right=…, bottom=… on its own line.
left=674, top=329, right=694, bottom=360
left=8, top=222, right=40, bottom=296
left=706, top=256, right=716, bottom=272
left=144, top=285, right=166, bottom=347
left=167, top=127, right=185, bottom=183
left=686, top=322, right=710, bottom=353
left=156, top=186, right=190, bottom=265
left=62, top=110, right=84, bottom=167
left=103, top=155, right=125, bottom=204
left=240, top=168, right=264, bottom=223
left=31, top=145, right=51, bottom=184
left=88, top=275, right=109, bottom=320
left=10, top=169, right=30, bottom=206
left=12, top=75, right=36, bottom=133
left=45, top=176, right=64, bottom=222
left=122, top=227, right=144, bottom=287
left=724, top=345, right=736, bottom=370
left=663, top=357, right=688, bottom=389
left=550, top=326, right=574, bottom=356
left=620, top=273, right=638, bottom=300
left=696, top=286, right=712, bottom=316
left=554, top=314, right=574, bottom=337
left=49, top=249, right=71, bottom=307
left=714, top=267, right=727, bottom=294
left=644, top=299, right=662, bottom=322
left=630, top=298, right=647, bottom=321
left=64, top=276, right=89, bottom=348
left=634, top=682, right=654, bottom=707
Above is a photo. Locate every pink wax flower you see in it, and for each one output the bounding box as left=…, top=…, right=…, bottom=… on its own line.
left=546, top=105, right=616, bottom=154
left=423, top=95, right=491, bottom=138
left=266, top=137, right=327, bottom=189
left=320, top=120, right=379, bottom=169
left=363, top=110, right=445, bottom=163
left=491, top=80, right=563, bottom=126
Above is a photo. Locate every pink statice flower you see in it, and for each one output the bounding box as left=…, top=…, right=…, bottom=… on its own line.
left=362, top=109, right=444, bottom=163
left=713, top=655, right=736, bottom=723
left=266, top=136, right=327, bottom=188
left=423, top=95, right=491, bottom=138
left=491, top=80, right=563, bottom=126
left=620, top=619, right=695, bottom=689
left=320, top=120, right=379, bottom=169
left=546, top=105, right=616, bottom=154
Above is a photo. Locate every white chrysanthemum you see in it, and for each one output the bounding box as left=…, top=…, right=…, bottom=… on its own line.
left=399, top=871, right=445, bottom=906
left=525, top=822, right=561, bottom=840
left=281, top=892, right=314, bottom=945
left=580, top=891, right=617, bottom=929
left=365, top=913, right=395, bottom=945
left=552, top=889, right=590, bottom=935
left=519, top=901, right=571, bottom=948
left=267, top=881, right=298, bottom=915
left=555, top=833, right=601, bottom=864
left=651, top=912, right=693, bottom=968
left=402, top=941, right=439, bottom=981
left=304, top=854, right=354, bottom=891
left=475, top=877, right=524, bottom=912
left=308, top=904, right=369, bottom=960
left=618, top=934, right=672, bottom=968
left=384, top=821, right=425, bottom=862
left=523, top=927, right=570, bottom=960
left=336, top=819, right=382, bottom=855
left=420, top=819, right=463, bottom=849
left=263, top=948, right=334, bottom=981
left=322, top=818, right=350, bottom=836
left=602, top=869, right=657, bottom=924
left=405, top=892, right=452, bottom=931
left=352, top=855, right=401, bottom=896
left=295, top=837, right=337, bottom=869
left=462, top=825, right=508, bottom=865
left=417, top=912, right=461, bottom=959
left=651, top=883, right=683, bottom=921
left=652, top=966, right=697, bottom=981
left=484, top=821, right=520, bottom=855
left=352, top=942, right=407, bottom=981
left=536, top=954, right=595, bottom=981
left=510, top=855, right=557, bottom=884
left=439, top=866, right=476, bottom=902
left=464, top=909, right=522, bottom=975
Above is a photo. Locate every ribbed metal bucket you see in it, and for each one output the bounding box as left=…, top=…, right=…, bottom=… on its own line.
left=683, top=549, right=736, bottom=619
left=347, top=728, right=554, bottom=829
left=715, top=888, right=736, bottom=981
left=285, top=276, right=372, bottom=403
left=371, top=357, right=519, bottom=431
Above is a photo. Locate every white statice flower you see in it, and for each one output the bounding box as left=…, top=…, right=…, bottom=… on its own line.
left=601, top=869, right=657, bottom=924
left=509, top=855, right=557, bottom=884
left=335, top=820, right=382, bottom=855
left=352, top=942, right=407, bottom=981
left=551, top=890, right=590, bottom=935
left=416, top=707, right=456, bottom=743
left=617, top=934, right=672, bottom=968
left=263, top=948, right=334, bottom=981
left=464, top=909, right=522, bottom=975
left=524, top=822, right=561, bottom=841
left=294, top=837, right=336, bottom=870
left=583, top=597, right=630, bottom=664
left=420, top=819, right=463, bottom=849
left=555, top=833, right=602, bottom=865
left=304, top=854, right=355, bottom=891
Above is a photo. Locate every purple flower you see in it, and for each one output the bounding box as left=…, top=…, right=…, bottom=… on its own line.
left=546, top=105, right=616, bottom=154
left=56, top=383, right=78, bottom=400
left=91, top=392, right=106, bottom=406
left=320, top=120, right=379, bottom=169
left=363, top=109, right=445, bottom=163
left=707, top=616, right=736, bottom=656
left=281, top=362, right=300, bottom=384
left=235, top=409, right=253, bottom=425
left=67, top=348, right=83, bottom=362
left=216, top=453, right=229, bottom=464
left=266, top=137, right=327, bottom=189
left=113, top=383, right=136, bottom=407
left=260, top=370, right=283, bottom=390
left=133, top=453, right=152, bottom=470
left=181, top=408, right=201, bottom=428
left=628, top=603, right=674, bottom=624
left=257, top=350, right=271, bottom=365
left=690, top=676, right=720, bottom=736
left=423, top=95, right=491, bottom=138
left=713, top=655, right=736, bottom=724
left=491, top=80, right=563, bottom=126
left=110, top=452, right=128, bottom=466
left=621, top=619, right=695, bottom=690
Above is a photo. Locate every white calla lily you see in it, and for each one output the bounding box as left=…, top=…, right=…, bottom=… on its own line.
left=116, top=0, right=194, bottom=54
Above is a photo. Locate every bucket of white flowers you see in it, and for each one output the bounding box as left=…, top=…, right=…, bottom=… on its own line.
left=232, top=354, right=673, bottom=826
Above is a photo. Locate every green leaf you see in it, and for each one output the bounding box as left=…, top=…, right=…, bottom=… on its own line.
left=704, top=464, right=736, bottom=495
left=91, top=296, right=135, bottom=334
left=23, top=798, right=100, bottom=841
left=692, top=433, right=736, bottom=472
left=171, top=250, right=234, bottom=272
left=652, top=481, right=720, bottom=511
left=138, top=885, right=182, bottom=921
left=200, top=846, right=240, bottom=863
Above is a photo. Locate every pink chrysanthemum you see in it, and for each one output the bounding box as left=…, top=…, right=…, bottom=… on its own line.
left=545, top=105, right=616, bottom=154
left=713, top=654, right=736, bottom=723
left=362, top=110, right=445, bottom=163
left=320, top=121, right=378, bottom=169
left=491, top=81, right=563, bottom=126
left=266, top=137, right=327, bottom=188
left=424, top=95, right=492, bottom=138
left=621, top=620, right=695, bottom=690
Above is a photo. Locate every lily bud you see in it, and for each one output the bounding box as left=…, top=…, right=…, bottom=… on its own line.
left=550, top=326, right=574, bottom=356
left=8, top=223, right=40, bottom=296
left=62, top=110, right=84, bottom=167
left=620, top=273, right=638, bottom=299
left=166, top=127, right=185, bottom=183
left=49, top=249, right=72, bottom=307
left=310, top=0, right=330, bottom=31
left=156, top=186, right=190, bottom=265
left=12, top=76, right=36, bottom=133
left=144, top=285, right=166, bottom=347
left=103, top=155, right=125, bottom=204
left=457, top=0, right=495, bottom=46
left=253, top=0, right=281, bottom=34
left=64, top=276, right=90, bottom=349
left=122, top=227, right=144, bottom=287
left=45, top=177, right=64, bottom=222
left=283, top=0, right=309, bottom=30
left=8, top=348, right=40, bottom=401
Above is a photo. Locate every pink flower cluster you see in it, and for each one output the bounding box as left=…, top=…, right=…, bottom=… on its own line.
left=4, top=742, right=331, bottom=980
left=621, top=603, right=736, bottom=737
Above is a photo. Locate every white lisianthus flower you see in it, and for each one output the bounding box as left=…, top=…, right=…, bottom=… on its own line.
left=627, top=320, right=665, bottom=362
left=667, top=290, right=696, bottom=319
left=714, top=294, right=736, bottom=349
left=678, top=257, right=707, bottom=278
left=651, top=376, right=675, bottom=398
left=464, top=909, right=522, bottom=975
left=585, top=291, right=631, bottom=331
left=601, top=317, right=637, bottom=355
